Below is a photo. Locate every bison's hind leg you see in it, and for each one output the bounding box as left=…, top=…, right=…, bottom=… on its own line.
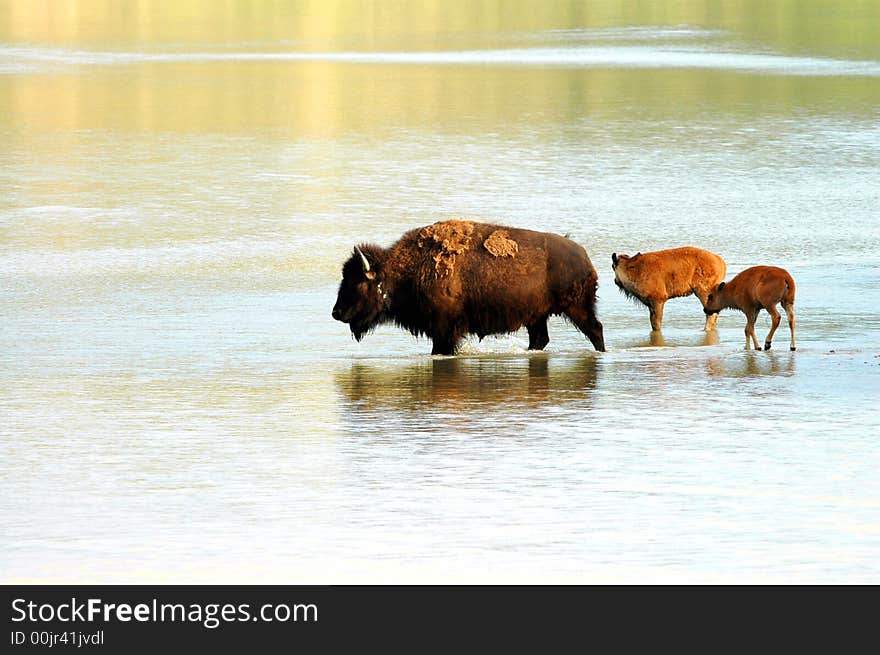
left=564, top=304, right=605, bottom=352
left=527, top=317, right=550, bottom=351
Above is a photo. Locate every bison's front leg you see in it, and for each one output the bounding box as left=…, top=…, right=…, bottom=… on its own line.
left=695, top=291, right=719, bottom=331
left=704, top=312, right=719, bottom=331
left=429, top=307, right=463, bottom=356
left=430, top=319, right=462, bottom=355
left=527, top=317, right=550, bottom=351
left=744, top=308, right=762, bottom=350
left=431, top=335, right=458, bottom=356
left=649, top=299, right=665, bottom=332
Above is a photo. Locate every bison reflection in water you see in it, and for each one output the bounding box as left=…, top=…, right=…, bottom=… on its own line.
left=336, top=356, right=599, bottom=416
left=332, top=220, right=605, bottom=355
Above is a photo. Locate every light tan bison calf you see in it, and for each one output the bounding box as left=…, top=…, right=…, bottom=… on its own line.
left=611, top=247, right=727, bottom=332
left=703, top=265, right=796, bottom=351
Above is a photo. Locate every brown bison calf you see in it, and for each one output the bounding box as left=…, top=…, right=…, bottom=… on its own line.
left=611, top=247, right=727, bottom=332
left=703, top=266, right=797, bottom=351
left=332, top=220, right=605, bottom=355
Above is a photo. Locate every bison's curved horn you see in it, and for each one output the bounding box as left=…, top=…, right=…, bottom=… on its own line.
left=354, top=246, right=370, bottom=272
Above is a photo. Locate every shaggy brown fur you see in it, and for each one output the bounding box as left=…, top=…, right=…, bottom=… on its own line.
left=332, top=220, right=605, bottom=355
left=611, top=247, right=727, bottom=331
left=703, top=265, right=797, bottom=351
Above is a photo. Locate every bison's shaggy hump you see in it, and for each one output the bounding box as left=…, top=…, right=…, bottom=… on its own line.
left=417, top=219, right=476, bottom=277
left=483, top=229, right=519, bottom=258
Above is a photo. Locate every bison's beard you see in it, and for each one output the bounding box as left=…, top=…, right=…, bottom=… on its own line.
left=614, top=278, right=649, bottom=306
left=350, top=315, right=383, bottom=342
left=351, top=323, right=368, bottom=342
left=349, top=305, right=390, bottom=342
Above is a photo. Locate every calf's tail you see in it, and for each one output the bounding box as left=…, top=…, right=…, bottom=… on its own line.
left=783, top=273, right=796, bottom=305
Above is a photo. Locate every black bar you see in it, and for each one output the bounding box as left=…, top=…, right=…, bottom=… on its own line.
left=2, top=585, right=876, bottom=650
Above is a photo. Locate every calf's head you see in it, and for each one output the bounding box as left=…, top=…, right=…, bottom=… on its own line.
left=332, top=245, right=387, bottom=341
left=703, top=282, right=726, bottom=315
left=611, top=252, right=640, bottom=287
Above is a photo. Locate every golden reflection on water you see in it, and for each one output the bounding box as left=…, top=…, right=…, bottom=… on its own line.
left=3, top=1, right=879, bottom=58
left=4, top=61, right=879, bottom=138
left=3, top=1, right=880, bottom=139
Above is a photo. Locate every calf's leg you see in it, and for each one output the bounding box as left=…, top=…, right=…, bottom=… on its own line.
left=649, top=299, right=665, bottom=332
left=704, top=312, right=719, bottom=331
left=694, top=288, right=718, bottom=331
left=764, top=304, right=782, bottom=351
left=745, top=308, right=762, bottom=350
left=784, top=302, right=796, bottom=351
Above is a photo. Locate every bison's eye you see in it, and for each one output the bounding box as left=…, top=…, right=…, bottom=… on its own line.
left=707, top=294, right=713, bottom=301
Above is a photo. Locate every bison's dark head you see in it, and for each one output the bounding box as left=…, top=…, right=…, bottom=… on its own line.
left=703, top=281, right=726, bottom=315
left=332, top=245, right=388, bottom=341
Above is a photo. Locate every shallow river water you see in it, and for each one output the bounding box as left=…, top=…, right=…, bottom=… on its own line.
left=2, top=1, right=879, bottom=583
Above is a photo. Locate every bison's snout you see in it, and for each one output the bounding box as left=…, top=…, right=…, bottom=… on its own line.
left=332, top=307, right=347, bottom=322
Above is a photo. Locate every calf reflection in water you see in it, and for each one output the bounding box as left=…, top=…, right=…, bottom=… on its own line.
left=705, top=351, right=797, bottom=378
left=640, top=330, right=720, bottom=348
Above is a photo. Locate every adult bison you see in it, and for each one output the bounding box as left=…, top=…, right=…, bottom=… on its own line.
left=332, top=220, right=605, bottom=355
left=611, top=247, right=726, bottom=332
